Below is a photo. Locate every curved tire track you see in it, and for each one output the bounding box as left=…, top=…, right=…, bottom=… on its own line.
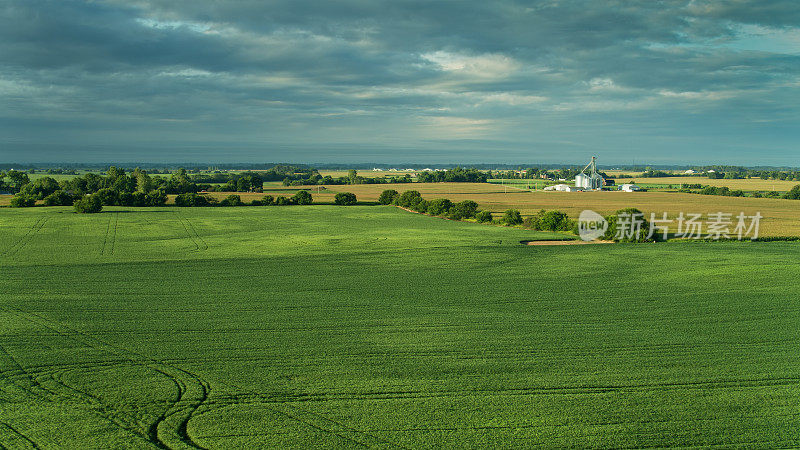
left=174, top=212, right=207, bottom=252
left=1, top=217, right=48, bottom=257
left=5, top=307, right=211, bottom=449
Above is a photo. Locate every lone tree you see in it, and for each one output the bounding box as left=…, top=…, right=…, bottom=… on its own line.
left=275, top=196, right=292, bottom=205
left=74, top=195, right=103, bottom=213
left=502, top=209, right=523, bottom=226
left=43, top=190, right=74, bottom=206
left=448, top=200, right=479, bottom=220
left=602, top=207, right=654, bottom=242
left=476, top=210, right=493, bottom=223
left=334, top=192, right=357, bottom=205
left=10, top=195, right=36, bottom=208
left=292, top=190, right=313, bottom=205
left=378, top=189, right=399, bottom=205
left=783, top=185, right=800, bottom=200
left=426, top=198, right=453, bottom=216
left=220, top=194, right=243, bottom=207
left=7, top=171, right=30, bottom=193
left=394, top=190, right=422, bottom=208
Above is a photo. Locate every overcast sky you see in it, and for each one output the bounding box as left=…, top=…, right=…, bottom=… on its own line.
left=1, top=1, right=799, bottom=165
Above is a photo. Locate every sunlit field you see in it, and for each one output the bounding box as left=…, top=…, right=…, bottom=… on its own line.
left=272, top=183, right=800, bottom=237
left=1, top=206, right=799, bottom=448
left=612, top=176, right=799, bottom=191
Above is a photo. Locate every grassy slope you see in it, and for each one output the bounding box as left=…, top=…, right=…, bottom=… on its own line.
left=1, top=206, right=799, bottom=448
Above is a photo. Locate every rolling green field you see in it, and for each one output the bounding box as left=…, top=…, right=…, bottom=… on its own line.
left=1, top=206, right=800, bottom=448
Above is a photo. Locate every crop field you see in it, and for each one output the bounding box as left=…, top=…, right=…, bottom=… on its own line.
left=490, top=176, right=800, bottom=192
left=611, top=176, right=799, bottom=192
left=1, top=205, right=800, bottom=448
left=294, top=183, right=800, bottom=237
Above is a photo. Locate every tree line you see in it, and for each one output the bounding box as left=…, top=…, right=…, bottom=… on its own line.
left=282, top=169, right=414, bottom=186
left=281, top=167, right=490, bottom=186
left=381, top=188, right=584, bottom=233
left=678, top=184, right=800, bottom=199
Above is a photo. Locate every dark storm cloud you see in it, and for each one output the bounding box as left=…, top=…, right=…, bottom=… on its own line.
left=1, top=0, right=799, bottom=164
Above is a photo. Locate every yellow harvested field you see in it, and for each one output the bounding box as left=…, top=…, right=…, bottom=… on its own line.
left=604, top=170, right=644, bottom=177
left=613, top=176, right=799, bottom=191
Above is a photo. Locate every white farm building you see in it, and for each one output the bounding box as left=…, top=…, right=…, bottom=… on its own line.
left=544, top=184, right=584, bottom=192
left=620, top=184, right=641, bottom=192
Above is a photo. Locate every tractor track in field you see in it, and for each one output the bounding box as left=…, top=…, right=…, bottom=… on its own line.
left=174, top=212, right=208, bottom=251
left=3, top=306, right=212, bottom=450
left=100, top=212, right=119, bottom=255
left=0, top=341, right=57, bottom=401
left=0, top=315, right=154, bottom=447
left=0, top=421, right=40, bottom=449
left=185, top=377, right=410, bottom=449
left=1, top=217, right=48, bottom=257
left=182, top=215, right=208, bottom=251
left=190, top=373, right=800, bottom=406
left=110, top=212, right=119, bottom=254
left=186, top=392, right=800, bottom=448
left=100, top=213, right=112, bottom=255
left=188, top=397, right=401, bottom=449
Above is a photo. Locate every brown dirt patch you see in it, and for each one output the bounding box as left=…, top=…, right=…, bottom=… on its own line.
left=521, top=240, right=614, bottom=246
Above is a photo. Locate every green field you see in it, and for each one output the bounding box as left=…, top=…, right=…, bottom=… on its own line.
left=1, top=206, right=799, bottom=448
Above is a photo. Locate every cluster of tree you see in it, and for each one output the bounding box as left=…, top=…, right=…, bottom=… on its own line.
left=334, top=192, right=358, bottom=205
left=191, top=166, right=318, bottom=191
left=7, top=167, right=173, bottom=208
left=7, top=166, right=305, bottom=209
left=753, top=171, right=800, bottom=181
left=385, top=189, right=481, bottom=220
left=0, top=170, right=31, bottom=193
left=678, top=184, right=800, bottom=199
left=690, top=165, right=794, bottom=180
left=700, top=167, right=800, bottom=181
left=195, top=172, right=264, bottom=192
left=706, top=171, right=741, bottom=179
left=523, top=209, right=574, bottom=231
left=74, top=195, right=103, bottom=213
left=699, top=186, right=746, bottom=197
left=415, top=167, right=489, bottom=183
left=175, top=190, right=315, bottom=207
left=282, top=170, right=413, bottom=186
left=494, top=167, right=610, bottom=181
left=752, top=191, right=785, bottom=199
left=56, top=167, right=194, bottom=195
left=783, top=185, right=800, bottom=200
left=501, top=209, right=523, bottom=225
left=639, top=170, right=683, bottom=178
left=601, top=208, right=657, bottom=243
